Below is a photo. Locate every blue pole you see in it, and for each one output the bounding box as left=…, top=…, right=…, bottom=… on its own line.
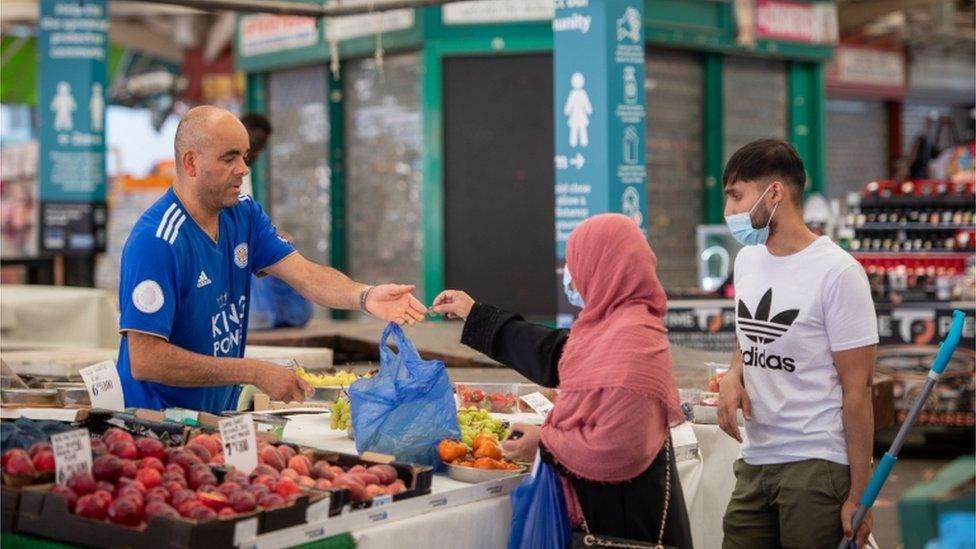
left=837, top=310, right=966, bottom=549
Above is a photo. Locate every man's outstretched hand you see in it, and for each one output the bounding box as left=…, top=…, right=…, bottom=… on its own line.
left=366, top=284, right=427, bottom=326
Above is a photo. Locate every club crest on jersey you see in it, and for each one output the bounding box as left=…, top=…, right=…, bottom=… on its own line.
left=234, top=243, right=249, bottom=269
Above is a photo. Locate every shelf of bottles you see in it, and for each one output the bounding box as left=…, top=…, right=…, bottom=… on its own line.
left=842, top=180, right=975, bottom=303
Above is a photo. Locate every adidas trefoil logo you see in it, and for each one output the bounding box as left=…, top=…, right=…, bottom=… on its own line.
left=196, top=271, right=212, bottom=289
left=737, top=289, right=799, bottom=344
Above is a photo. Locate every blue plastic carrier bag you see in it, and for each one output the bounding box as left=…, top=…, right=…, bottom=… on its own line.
left=508, top=457, right=572, bottom=549
left=349, top=323, right=460, bottom=467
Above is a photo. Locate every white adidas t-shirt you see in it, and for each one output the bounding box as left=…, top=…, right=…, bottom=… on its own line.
left=733, top=236, right=878, bottom=466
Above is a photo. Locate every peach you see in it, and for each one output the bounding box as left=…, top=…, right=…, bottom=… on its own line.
left=364, top=484, right=386, bottom=500
left=74, top=493, right=109, bottom=521
left=28, top=442, right=53, bottom=459
left=139, top=457, right=165, bottom=473
left=171, top=489, right=198, bottom=508
left=287, top=456, right=311, bottom=477
left=190, top=434, right=222, bottom=458
left=367, top=464, right=398, bottom=485
left=32, top=451, right=56, bottom=474
left=110, top=440, right=138, bottom=460
left=332, top=476, right=366, bottom=501
left=3, top=449, right=36, bottom=476
left=197, top=491, right=230, bottom=511
left=310, top=462, right=335, bottom=481
left=67, top=472, right=97, bottom=496
left=280, top=468, right=300, bottom=481
left=258, top=494, right=286, bottom=509
left=101, top=427, right=133, bottom=446
left=259, top=446, right=285, bottom=471
left=136, top=468, right=162, bottom=489
left=107, top=497, right=144, bottom=527
left=145, top=501, right=180, bottom=520
left=184, top=444, right=211, bottom=464
left=134, top=438, right=165, bottom=460
left=92, top=454, right=123, bottom=483
left=277, top=445, right=297, bottom=462
left=230, top=491, right=257, bottom=513
left=250, top=464, right=280, bottom=479
left=274, top=477, right=300, bottom=498
left=50, top=484, right=78, bottom=510
left=120, top=459, right=138, bottom=479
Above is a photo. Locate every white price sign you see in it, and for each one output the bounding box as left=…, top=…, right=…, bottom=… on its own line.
left=50, top=429, right=93, bottom=485
left=219, top=414, right=258, bottom=474
left=80, top=360, right=124, bottom=411
left=519, top=392, right=554, bottom=419
left=233, top=517, right=259, bottom=545
left=305, top=496, right=332, bottom=523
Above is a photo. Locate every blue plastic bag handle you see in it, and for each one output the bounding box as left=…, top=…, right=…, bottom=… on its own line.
left=379, top=323, right=422, bottom=365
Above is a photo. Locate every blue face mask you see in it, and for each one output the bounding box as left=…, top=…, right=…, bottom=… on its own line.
left=563, top=266, right=585, bottom=308
left=725, top=185, right=779, bottom=246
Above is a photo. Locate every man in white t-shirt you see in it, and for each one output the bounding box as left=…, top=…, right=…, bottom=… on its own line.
left=718, top=139, right=878, bottom=548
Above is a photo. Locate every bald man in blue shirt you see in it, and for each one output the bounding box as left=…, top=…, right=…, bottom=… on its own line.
left=116, top=106, right=426, bottom=414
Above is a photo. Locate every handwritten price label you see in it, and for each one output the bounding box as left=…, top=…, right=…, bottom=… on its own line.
left=80, top=360, right=124, bottom=411
left=219, top=414, right=258, bottom=474
left=51, top=429, right=93, bottom=485
left=519, top=392, right=554, bottom=419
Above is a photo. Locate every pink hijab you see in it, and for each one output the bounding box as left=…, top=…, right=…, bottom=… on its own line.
left=539, top=214, right=683, bottom=519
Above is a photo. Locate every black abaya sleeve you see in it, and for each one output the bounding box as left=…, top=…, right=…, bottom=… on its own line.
left=459, top=302, right=566, bottom=388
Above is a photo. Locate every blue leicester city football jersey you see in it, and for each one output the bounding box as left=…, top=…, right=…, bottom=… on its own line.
left=116, top=188, right=295, bottom=414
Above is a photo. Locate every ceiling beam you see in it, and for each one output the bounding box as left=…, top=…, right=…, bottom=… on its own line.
left=839, top=0, right=944, bottom=33
left=203, top=11, right=236, bottom=62
left=110, top=20, right=184, bottom=62
left=114, top=0, right=468, bottom=17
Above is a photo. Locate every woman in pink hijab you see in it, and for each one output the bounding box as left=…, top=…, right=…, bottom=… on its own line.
left=433, top=214, right=692, bottom=546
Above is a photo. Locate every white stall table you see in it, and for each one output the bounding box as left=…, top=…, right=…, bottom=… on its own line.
left=0, top=285, right=119, bottom=350
left=271, top=414, right=742, bottom=549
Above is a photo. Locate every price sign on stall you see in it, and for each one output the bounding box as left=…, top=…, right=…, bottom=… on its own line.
left=219, top=414, right=258, bottom=474
left=519, top=392, right=554, bottom=419
left=80, top=360, right=124, bottom=411
left=51, top=428, right=93, bottom=485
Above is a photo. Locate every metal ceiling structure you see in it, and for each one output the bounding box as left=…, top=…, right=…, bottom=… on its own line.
left=1, top=0, right=973, bottom=75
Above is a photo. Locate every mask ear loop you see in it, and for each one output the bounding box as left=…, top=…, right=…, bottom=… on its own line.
left=764, top=200, right=780, bottom=229
left=748, top=183, right=779, bottom=228
left=747, top=183, right=774, bottom=216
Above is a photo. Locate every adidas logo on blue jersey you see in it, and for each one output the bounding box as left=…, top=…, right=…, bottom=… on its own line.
left=196, top=271, right=212, bottom=288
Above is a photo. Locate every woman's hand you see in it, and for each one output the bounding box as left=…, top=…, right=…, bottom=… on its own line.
left=431, top=290, right=475, bottom=320
left=501, top=423, right=541, bottom=463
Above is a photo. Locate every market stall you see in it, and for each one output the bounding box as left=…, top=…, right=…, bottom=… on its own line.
left=1, top=342, right=745, bottom=549
left=260, top=413, right=740, bottom=549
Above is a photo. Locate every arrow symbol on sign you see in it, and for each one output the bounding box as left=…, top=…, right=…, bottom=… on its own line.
left=570, top=153, right=585, bottom=169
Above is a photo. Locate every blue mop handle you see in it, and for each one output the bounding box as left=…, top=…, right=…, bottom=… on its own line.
left=838, top=310, right=966, bottom=549
left=930, top=310, right=966, bottom=376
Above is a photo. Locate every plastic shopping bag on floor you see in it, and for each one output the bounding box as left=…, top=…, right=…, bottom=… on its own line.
left=349, top=323, right=460, bottom=467
left=508, top=456, right=572, bottom=549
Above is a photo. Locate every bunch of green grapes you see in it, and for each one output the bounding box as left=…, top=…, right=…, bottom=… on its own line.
left=457, top=406, right=507, bottom=448
left=330, top=398, right=351, bottom=430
